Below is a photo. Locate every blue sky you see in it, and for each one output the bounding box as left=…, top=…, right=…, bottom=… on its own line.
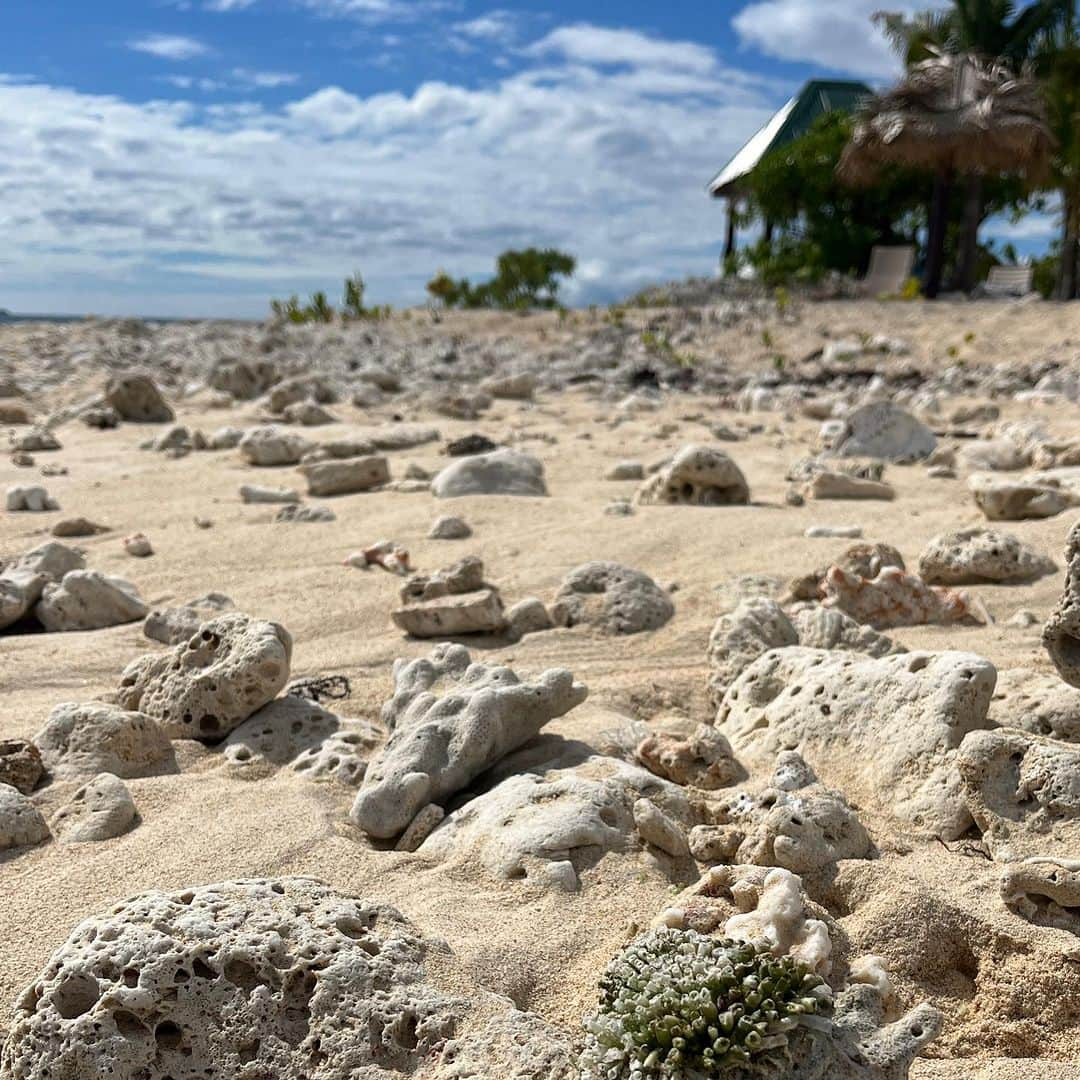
left=0, top=0, right=1059, bottom=316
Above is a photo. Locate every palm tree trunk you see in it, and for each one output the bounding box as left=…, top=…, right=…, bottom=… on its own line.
left=953, top=173, right=984, bottom=293
left=1057, top=189, right=1079, bottom=301
left=924, top=169, right=953, bottom=299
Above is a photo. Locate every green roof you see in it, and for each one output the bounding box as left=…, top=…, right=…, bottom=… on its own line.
left=709, top=79, right=872, bottom=198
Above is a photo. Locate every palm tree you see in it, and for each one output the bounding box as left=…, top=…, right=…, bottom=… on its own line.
left=839, top=50, right=1054, bottom=296
left=1034, top=10, right=1080, bottom=298
left=871, top=1, right=1071, bottom=293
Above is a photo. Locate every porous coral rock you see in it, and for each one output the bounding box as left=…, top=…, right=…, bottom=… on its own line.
left=222, top=696, right=341, bottom=773
left=635, top=444, right=750, bottom=506
left=142, top=593, right=235, bottom=645
left=1042, top=517, right=1080, bottom=687
left=0, top=878, right=462, bottom=1079
left=0, top=783, right=50, bottom=851
left=804, top=472, right=895, bottom=500
left=50, top=772, right=136, bottom=843
left=917, top=526, right=1055, bottom=585
left=999, top=857, right=1080, bottom=935
left=289, top=719, right=383, bottom=786
left=635, top=725, right=742, bottom=789
left=717, top=648, right=996, bottom=839
left=956, top=728, right=1080, bottom=862
left=117, top=613, right=293, bottom=739
left=988, top=667, right=1080, bottom=743
left=351, top=644, right=586, bottom=839
left=550, top=561, right=674, bottom=635
left=690, top=770, right=871, bottom=873
left=5, top=485, right=58, bottom=512
left=419, top=756, right=690, bottom=891
left=34, top=703, right=175, bottom=780
left=392, top=557, right=506, bottom=637
left=34, top=570, right=148, bottom=631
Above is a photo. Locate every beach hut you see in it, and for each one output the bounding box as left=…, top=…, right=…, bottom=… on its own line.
left=708, top=79, right=872, bottom=261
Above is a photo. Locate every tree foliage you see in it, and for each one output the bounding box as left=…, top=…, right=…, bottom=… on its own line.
left=735, top=112, right=929, bottom=283
left=426, top=248, right=576, bottom=309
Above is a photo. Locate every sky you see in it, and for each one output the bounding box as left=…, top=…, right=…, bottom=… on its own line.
left=0, top=0, right=1060, bottom=317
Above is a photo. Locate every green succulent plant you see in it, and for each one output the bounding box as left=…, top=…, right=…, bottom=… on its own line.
left=580, top=928, right=829, bottom=1078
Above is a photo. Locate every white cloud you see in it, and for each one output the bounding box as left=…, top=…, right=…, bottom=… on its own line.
left=0, top=24, right=786, bottom=316
left=301, top=0, right=452, bottom=20
left=454, top=10, right=519, bottom=43
left=205, top=0, right=256, bottom=10
left=128, top=34, right=211, bottom=61
left=233, top=68, right=301, bottom=88
left=731, top=0, right=941, bottom=81
left=529, top=24, right=717, bottom=74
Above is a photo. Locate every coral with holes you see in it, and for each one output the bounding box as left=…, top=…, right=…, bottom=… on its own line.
left=1043, top=518, right=1080, bottom=687
left=690, top=755, right=871, bottom=873
left=117, top=613, right=292, bottom=740
left=51, top=773, right=136, bottom=843
left=635, top=444, right=750, bottom=506
left=1000, top=858, right=1080, bottom=935
left=956, top=728, right=1080, bottom=863
left=717, top=648, right=996, bottom=839
left=988, top=667, right=1080, bottom=743
left=222, top=696, right=340, bottom=773
left=917, top=527, right=1056, bottom=585
left=351, top=644, right=587, bottom=840
left=290, top=720, right=384, bottom=786
left=0, top=783, right=50, bottom=851
left=0, top=878, right=462, bottom=1079
left=785, top=543, right=905, bottom=604
left=34, top=570, right=148, bottom=632
left=706, top=599, right=902, bottom=708
left=550, top=561, right=674, bottom=635
left=0, top=541, right=86, bottom=631
left=635, top=725, right=743, bottom=789
left=419, top=756, right=692, bottom=891
left=34, top=703, right=175, bottom=781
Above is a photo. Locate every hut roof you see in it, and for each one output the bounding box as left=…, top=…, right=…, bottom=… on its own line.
left=708, top=79, right=872, bottom=198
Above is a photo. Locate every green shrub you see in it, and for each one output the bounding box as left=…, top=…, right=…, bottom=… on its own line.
left=427, top=248, right=575, bottom=310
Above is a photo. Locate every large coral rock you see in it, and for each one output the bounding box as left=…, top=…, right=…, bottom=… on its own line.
left=821, top=566, right=980, bottom=630
left=289, top=720, right=383, bottom=786
left=5, top=485, right=58, bottom=512
left=706, top=598, right=900, bottom=707
left=830, top=402, right=936, bottom=462
left=0, top=878, right=463, bottom=1078
left=0, top=783, right=49, bottom=851
left=432, top=448, right=547, bottom=498
left=636, top=444, right=750, bottom=506
left=207, top=357, right=281, bottom=400
left=0, top=545, right=87, bottom=631
left=1043, top=518, right=1080, bottom=687
left=104, top=370, right=174, bottom=422
left=969, top=473, right=1070, bottom=520
left=420, top=756, right=691, bottom=891
left=298, top=455, right=389, bottom=496
left=51, top=773, right=136, bottom=843
left=267, top=374, right=337, bottom=412
left=717, top=648, right=997, bottom=838
left=34, top=570, right=147, bottom=631
left=238, top=425, right=313, bottom=466
left=34, top=703, right=175, bottom=780
left=918, top=526, right=1055, bottom=585
left=1000, top=857, right=1080, bottom=935
left=351, top=644, right=587, bottom=839
left=957, top=728, right=1080, bottom=862
left=550, top=561, right=674, bottom=634
left=117, top=613, right=293, bottom=739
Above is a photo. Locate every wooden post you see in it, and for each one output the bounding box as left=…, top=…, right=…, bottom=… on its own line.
left=924, top=170, right=952, bottom=299
left=723, top=197, right=737, bottom=262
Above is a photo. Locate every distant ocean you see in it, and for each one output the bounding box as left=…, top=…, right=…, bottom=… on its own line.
left=0, top=309, right=85, bottom=324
